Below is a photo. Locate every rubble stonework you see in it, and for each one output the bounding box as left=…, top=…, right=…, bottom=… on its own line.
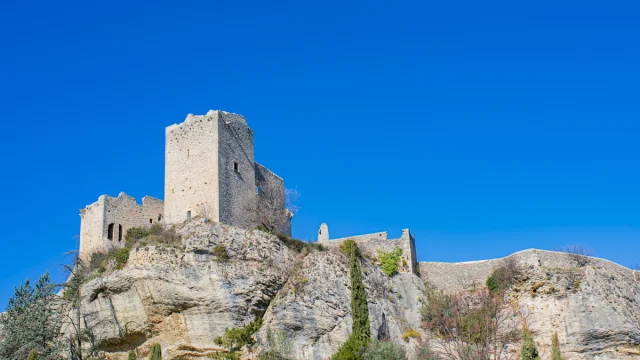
left=79, top=110, right=291, bottom=259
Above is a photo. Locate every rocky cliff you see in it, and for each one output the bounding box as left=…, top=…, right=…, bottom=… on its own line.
left=75, top=220, right=639, bottom=359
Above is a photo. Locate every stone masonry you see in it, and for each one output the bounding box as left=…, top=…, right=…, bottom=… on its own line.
left=79, top=110, right=291, bottom=260
left=317, top=223, right=419, bottom=275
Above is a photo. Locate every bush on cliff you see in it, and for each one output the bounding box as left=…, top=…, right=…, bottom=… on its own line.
left=486, top=257, right=521, bottom=293
left=255, top=225, right=326, bottom=253
left=128, top=350, right=137, bottom=360
left=377, top=246, right=403, bottom=276
left=27, top=350, right=39, bottom=360
left=362, top=341, right=406, bottom=360
left=211, top=319, right=263, bottom=359
left=332, top=240, right=370, bottom=360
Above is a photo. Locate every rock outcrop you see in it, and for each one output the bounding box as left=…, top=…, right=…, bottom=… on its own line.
left=74, top=220, right=640, bottom=359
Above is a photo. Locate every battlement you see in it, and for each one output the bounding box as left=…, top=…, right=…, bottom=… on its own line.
left=317, top=224, right=418, bottom=275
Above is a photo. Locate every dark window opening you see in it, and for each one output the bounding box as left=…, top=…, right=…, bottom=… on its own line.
left=234, top=161, right=239, bottom=172
left=158, top=214, right=162, bottom=221
left=150, top=219, right=153, bottom=224
left=107, top=223, right=114, bottom=240
left=186, top=211, right=191, bottom=220
left=118, top=225, right=123, bottom=242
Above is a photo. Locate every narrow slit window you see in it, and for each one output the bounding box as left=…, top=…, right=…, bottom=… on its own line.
left=118, top=225, right=123, bottom=242
left=234, top=161, right=239, bottom=172
left=186, top=210, right=191, bottom=220
left=255, top=186, right=260, bottom=194
left=158, top=214, right=162, bottom=221
left=150, top=218, right=153, bottom=224
left=107, top=223, right=114, bottom=240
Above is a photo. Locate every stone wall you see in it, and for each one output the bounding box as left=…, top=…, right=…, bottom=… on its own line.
left=217, top=112, right=256, bottom=230
left=322, top=228, right=418, bottom=275
left=255, top=162, right=291, bottom=236
left=164, top=111, right=220, bottom=224
left=79, top=193, right=164, bottom=259
left=420, top=249, right=639, bottom=292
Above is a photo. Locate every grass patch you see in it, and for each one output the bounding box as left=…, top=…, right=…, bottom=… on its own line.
left=255, top=225, right=326, bottom=253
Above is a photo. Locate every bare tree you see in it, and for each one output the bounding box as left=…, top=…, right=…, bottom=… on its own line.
left=58, top=237, right=105, bottom=360
left=195, top=202, right=216, bottom=222
left=421, top=285, right=521, bottom=360
left=561, top=245, right=593, bottom=267
left=254, top=186, right=299, bottom=234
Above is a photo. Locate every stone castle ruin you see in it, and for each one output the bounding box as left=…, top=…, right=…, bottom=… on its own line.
left=79, top=109, right=418, bottom=275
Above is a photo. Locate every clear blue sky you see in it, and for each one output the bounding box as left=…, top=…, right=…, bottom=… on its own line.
left=1, top=0, right=639, bottom=309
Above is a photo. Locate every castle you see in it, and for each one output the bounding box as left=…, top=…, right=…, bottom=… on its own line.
left=79, top=110, right=291, bottom=258
left=79, top=109, right=418, bottom=275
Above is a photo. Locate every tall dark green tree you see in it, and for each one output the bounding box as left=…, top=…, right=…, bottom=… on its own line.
left=520, top=326, right=540, bottom=360
left=0, top=272, right=61, bottom=360
left=148, top=343, right=162, bottom=360
left=332, top=240, right=371, bottom=360
left=551, top=332, right=566, bottom=360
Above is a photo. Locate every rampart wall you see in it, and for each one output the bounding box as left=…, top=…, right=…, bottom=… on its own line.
left=420, top=249, right=639, bottom=293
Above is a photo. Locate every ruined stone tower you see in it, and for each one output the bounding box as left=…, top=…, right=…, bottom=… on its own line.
left=164, top=110, right=290, bottom=234
left=79, top=109, right=291, bottom=260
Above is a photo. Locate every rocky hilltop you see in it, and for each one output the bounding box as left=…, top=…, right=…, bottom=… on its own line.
left=76, top=219, right=640, bottom=359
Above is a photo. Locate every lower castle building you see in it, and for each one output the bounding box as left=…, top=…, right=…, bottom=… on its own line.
left=79, top=110, right=291, bottom=259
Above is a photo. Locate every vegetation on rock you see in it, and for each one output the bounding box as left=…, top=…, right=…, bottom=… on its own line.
left=377, top=246, right=403, bottom=276
left=213, top=244, right=228, bottom=261
left=211, top=319, right=263, bottom=359
left=551, top=331, right=566, bottom=360
left=128, top=350, right=137, bottom=360
left=148, top=343, right=161, bottom=360
left=332, top=240, right=371, bottom=360
left=520, top=326, right=540, bottom=360
left=255, top=225, right=326, bottom=253
left=486, top=257, right=521, bottom=293
left=27, top=350, right=39, bottom=360
left=362, top=341, right=406, bottom=360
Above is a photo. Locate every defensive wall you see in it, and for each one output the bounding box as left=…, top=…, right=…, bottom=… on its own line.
left=255, top=163, right=291, bottom=236
left=419, top=249, right=640, bottom=292
left=318, top=224, right=418, bottom=275
left=79, top=193, right=164, bottom=259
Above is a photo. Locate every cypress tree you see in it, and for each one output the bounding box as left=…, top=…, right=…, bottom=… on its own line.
left=520, top=325, right=540, bottom=360
left=128, top=350, right=137, bottom=360
left=332, top=240, right=370, bottom=359
left=148, top=343, right=161, bottom=360
left=551, top=331, right=566, bottom=360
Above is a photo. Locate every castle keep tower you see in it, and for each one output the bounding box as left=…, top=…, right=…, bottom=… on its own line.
left=164, top=110, right=290, bottom=234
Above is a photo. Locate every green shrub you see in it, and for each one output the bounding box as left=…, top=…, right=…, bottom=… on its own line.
left=363, top=341, right=406, bottom=360
left=27, top=350, right=38, bottom=360
left=520, top=326, right=540, bottom=360
left=332, top=240, right=370, bottom=359
left=128, top=350, right=137, bottom=360
left=213, top=319, right=262, bottom=358
left=126, top=227, right=150, bottom=245
left=377, top=247, right=403, bottom=276
left=486, top=258, right=521, bottom=293
left=148, top=343, right=161, bottom=360
left=111, top=246, right=131, bottom=269
left=213, top=245, right=228, bottom=261
left=551, top=331, right=566, bottom=360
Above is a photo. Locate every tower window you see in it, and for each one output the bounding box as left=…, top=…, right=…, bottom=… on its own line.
left=158, top=214, right=162, bottom=221
left=255, top=186, right=260, bottom=194
left=150, top=219, right=153, bottom=224
left=234, top=161, right=239, bottom=172
left=107, top=223, right=114, bottom=240
left=118, top=225, right=123, bottom=242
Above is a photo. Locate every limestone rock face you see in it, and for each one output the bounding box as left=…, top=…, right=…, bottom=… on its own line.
left=421, top=250, right=640, bottom=360
left=75, top=221, right=639, bottom=360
